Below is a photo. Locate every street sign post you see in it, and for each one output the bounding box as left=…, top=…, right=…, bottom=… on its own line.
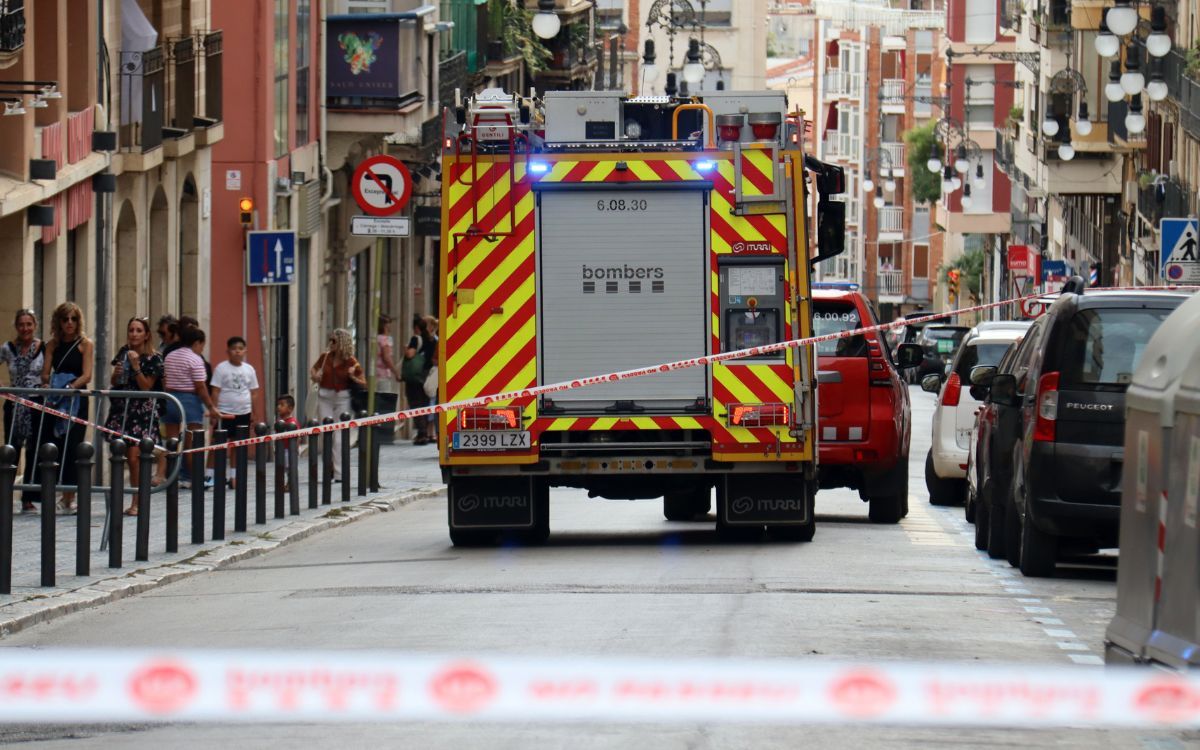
left=246, top=231, right=297, bottom=286
left=351, top=215, right=412, bottom=237
left=351, top=155, right=413, bottom=217
left=1161, top=218, right=1200, bottom=284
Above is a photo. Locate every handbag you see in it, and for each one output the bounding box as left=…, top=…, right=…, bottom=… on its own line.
left=349, top=380, right=368, bottom=414
left=423, top=365, right=438, bottom=399
left=401, top=337, right=426, bottom=384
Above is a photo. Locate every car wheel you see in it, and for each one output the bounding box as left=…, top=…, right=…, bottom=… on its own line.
left=869, top=463, right=907, bottom=524
left=925, top=450, right=964, bottom=506
left=1018, top=510, right=1058, bottom=578
left=984, top=479, right=1008, bottom=559
left=965, top=482, right=976, bottom=523
left=973, top=487, right=990, bottom=551
left=1004, top=492, right=1022, bottom=568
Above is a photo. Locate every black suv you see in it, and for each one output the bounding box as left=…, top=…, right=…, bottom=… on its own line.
left=916, top=325, right=970, bottom=379
left=976, top=285, right=1187, bottom=577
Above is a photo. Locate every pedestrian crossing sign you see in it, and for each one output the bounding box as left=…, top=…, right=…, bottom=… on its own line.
left=1161, top=218, right=1200, bottom=283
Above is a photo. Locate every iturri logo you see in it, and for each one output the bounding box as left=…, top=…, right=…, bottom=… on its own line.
left=456, top=494, right=481, bottom=513
left=730, top=496, right=755, bottom=515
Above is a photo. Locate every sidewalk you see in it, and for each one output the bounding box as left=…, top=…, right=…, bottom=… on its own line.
left=1, top=437, right=443, bottom=638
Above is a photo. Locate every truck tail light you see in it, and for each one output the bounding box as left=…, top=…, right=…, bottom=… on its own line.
left=459, top=406, right=522, bottom=430
left=867, top=339, right=890, bottom=385
left=942, top=372, right=962, bottom=407
left=1033, top=371, right=1060, bottom=443
left=728, top=402, right=791, bottom=427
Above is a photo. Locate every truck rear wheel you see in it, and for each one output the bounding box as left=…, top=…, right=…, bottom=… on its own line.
left=664, top=489, right=711, bottom=521
left=449, top=528, right=496, bottom=547
left=868, top=462, right=907, bottom=524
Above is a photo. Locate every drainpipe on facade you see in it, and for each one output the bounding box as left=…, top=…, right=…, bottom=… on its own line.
left=95, top=0, right=113, bottom=485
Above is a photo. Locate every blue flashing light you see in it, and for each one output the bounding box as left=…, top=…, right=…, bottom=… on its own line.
left=693, top=160, right=717, bottom=173
left=528, top=161, right=550, bottom=175
left=813, top=282, right=861, bottom=291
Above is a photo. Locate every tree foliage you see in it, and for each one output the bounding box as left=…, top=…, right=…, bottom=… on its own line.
left=940, top=246, right=986, bottom=303
left=903, top=122, right=942, bottom=205
left=491, top=0, right=552, bottom=73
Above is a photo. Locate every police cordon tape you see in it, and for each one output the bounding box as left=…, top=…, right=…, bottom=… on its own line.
left=3, top=649, right=1200, bottom=726
left=2, top=285, right=1198, bottom=458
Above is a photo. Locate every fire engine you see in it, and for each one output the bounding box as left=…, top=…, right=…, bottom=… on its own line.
left=437, top=88, right=846, bottom=545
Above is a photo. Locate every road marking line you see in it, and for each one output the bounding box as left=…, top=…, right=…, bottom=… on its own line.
left=1033, top=617, right=1064, bottom=625
left=1056, top=642, right=1090, bottom=651
left=1024, top=606, right=1053, bottom=614
left=1069, top=654, right=1105, bottom=665
left=1016, top=598, right=1042, bottom=603
left=1005, top=588, right=1033, bottom=594
left=1044, top=629, right=1078, bottom=639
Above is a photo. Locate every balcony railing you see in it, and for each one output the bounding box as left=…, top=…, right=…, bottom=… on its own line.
left=439, top=50, right=467, bottom=112
left=166, top=37, right=195, bottom=134
left=1138, top=179, right=1195, bottom=226
left=880, top=141, right=905, bottom=168
left=119, top=47, right=165, bottom=152
left=880, top=79, right=906, bottom=102
left=0, top=0, right=23, bottom=53
left=203, top=31, right=222, bottom=122
left=878, top=269, right=904, bottom=297
left=823, top=71, right=861, bottom=97
left=878, top=205, right=904, bottom=233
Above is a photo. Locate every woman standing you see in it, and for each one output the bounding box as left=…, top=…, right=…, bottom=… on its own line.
left=0, top=309, right=45, bottom=513
left=106, top=317, right=164, bottom=514
left=310, top=329, right=364, bottom=480
left=375, top=315, right=403, bottom=419
left=403, top=316, right=436, bottom=445
left=39, top=302, right=94, bottom=515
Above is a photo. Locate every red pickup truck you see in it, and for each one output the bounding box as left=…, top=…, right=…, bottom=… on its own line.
left=813, top=288, right=921, bottom=523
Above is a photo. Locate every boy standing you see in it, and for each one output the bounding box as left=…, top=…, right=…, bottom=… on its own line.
left=276, top=394, right=299, bottom=490
left=210, top=336, right=259, bottom=440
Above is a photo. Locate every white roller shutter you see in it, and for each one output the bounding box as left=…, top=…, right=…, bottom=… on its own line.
left=537, top=188, right=710, bottom=412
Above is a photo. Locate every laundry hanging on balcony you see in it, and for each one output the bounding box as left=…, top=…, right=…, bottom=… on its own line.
left=825, top=101, right=839, bottom=131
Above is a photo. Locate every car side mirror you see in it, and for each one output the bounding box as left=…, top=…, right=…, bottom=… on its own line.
left=921, top=373, right=942, bottom=393
left=895, top=343, right=923, bottom=369
left=989, top=373, right=1018, bottom=407
left=969, top=384, right=990, bottom=401
left=970, top=365, right=997, bottom=386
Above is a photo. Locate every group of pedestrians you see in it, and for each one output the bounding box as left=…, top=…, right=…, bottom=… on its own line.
left=2, top=303, right=439, bottom=514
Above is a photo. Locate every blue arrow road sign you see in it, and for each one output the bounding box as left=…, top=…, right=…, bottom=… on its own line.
left=246, top=231, right=297, bottom=286
left=1161, top=218, right=1200, bottom=281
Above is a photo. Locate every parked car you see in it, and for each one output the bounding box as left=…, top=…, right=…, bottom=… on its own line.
left=924, top=323, right=1031, bottom=506
left=915, top=325, right=970, bottom=380
left=965, top=341, right=1024, bottom=543
left=813, top=289, right=922, bottom=523
left=975, top=286, right=1188, bottom=576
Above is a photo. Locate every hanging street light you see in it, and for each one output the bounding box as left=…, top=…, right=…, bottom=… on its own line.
left=927, top=141, right=942, bottom=174
left=954, top=144, right=970, bottom=174
left=1042, top=112, right=1060, bottom=137
left=1105, top=61, right=1125, bottom=102
left=1146, top=60, right=1168, bottom=101
left=1058, top=139, right=1076, bottom=161
left=682, top=39, right=705, bottom=85
left=973, top=162, right=986, bottom=189
left=532, top=0, right=561, bottom=39
left=1121, top=45, right=1145, bottom=96
left=883, top=170, right=896, bottom=194
left=961, top=183, right=973, bottom=209
left=1125, top=94, right=1147, bottom=135
left=873, top=186, right=885, bottom=209
left=1146, top=5, right=1172, bottom=58
left=1106, top=0, right=1138, bottom=36
left=862, top=170, right=875, bottom=193
left=1075, top=102, right=1093, bottom=136
left=941, top=165, right=955, bottom=194
left=1095, top=17, right=1120, bottom=58
left=641, top=40, right=659, bottom=85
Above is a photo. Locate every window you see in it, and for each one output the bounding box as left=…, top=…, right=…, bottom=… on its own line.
left=965, top=0, right=996, bottom=43
left=1059, top=308, right=1172, bottom=386
left=954, top=342, right=1013, bottom=379
left=274, top=0, right=289, bottom=157
left=966, top=65, right=995, bottom=129
left=813, top=302, right=866, bottom=356
left=346, top=0, right=387, bottom=12
left=296, top=0, right=310, bottom=145
left=696, top=0, right=731, bottom=26
left=596, top=0, right=623, bottom=29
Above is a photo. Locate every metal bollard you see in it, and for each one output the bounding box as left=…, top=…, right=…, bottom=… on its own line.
left=234, top=424, right=248, bottom=532
left=288, top=424, right=300, bottom=516
left=165, top=438, right=180, bottom=554
left=274, top=420, right=286, bottom=519
left=108, top=440, right=126, bottom=569
left=340, top=412, right=352, bottom=503
left=38, top=443, right=59, bottom=587
left=254, top=422, right=268, bottom=525
left=357, top=410, right=368, bottom=497
left=0, top=444, right=16, bottom=595
left=307, top=418, right=319, bottom=510
left=212, top=428, right=227, bottom=540
left=190, top=428, right=206, bottom=545
left=135, top=438, right=154, bottom=562
left=321, top=417, right=334, bottom=505
left=75, top=443, right=94, bottom=577
left=371, top=418, right=382, bottom=493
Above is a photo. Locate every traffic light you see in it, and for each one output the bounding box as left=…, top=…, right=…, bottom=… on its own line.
left=238, top=197, right=254, bottom=227
left=947, top=268, right=961, bottom=285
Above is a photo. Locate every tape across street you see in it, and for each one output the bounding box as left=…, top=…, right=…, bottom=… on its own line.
left=2, top=650, right=1200, bottom=727
left=3, top=287, right=1197, bottom=458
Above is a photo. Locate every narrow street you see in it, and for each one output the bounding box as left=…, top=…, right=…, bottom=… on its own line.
left=0, top=390, right=1191, bottom=748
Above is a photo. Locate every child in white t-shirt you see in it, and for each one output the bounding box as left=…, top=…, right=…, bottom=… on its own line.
left=210, top=337, right=259, bottom=476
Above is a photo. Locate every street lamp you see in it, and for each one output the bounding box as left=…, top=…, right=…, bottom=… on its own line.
left=1146, top=5, right=1171, bottom=58
left=941, top=165, right=955, bottom=194
left=973, top=162, right=986, bottom=189
left=1075, top=102, right=1093, bottom=135
left=1104, top=61, right=1125, bottom=102
left=927, top=141, right=942, bottom=174
left=1106, top=0, right=1139, bottom=36
left=954, top=144, right=970, bottom=174
left=682, top=39, right=705, bottom=85
left=1120, top=45, right=1144, bottom=96
left=961, top=183, right=973, bottom=209
left=1041, top=113, right=1060, bottom=137
left=641, top=40, right=659, bottom=85
left=883, top=171, right=896, bottom=194
left=1095, top=17, right=1120, bottom=58
left=862, top=171, right=875, bottom=193
left=1146, top=60, right=1168, bottom=101
left=1125, top=95, right=1146, bottom=135
left=873, top=186, right=885, bottom=209
left=1058, top=139, right=1076, bottom=161
left=532, top=0, right=561, bottom=39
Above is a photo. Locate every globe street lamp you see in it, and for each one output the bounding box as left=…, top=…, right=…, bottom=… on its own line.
left=532, top=0, right=561, bottom=39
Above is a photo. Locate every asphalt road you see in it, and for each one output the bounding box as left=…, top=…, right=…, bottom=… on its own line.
left=1, top=389, right=1195, bottom=748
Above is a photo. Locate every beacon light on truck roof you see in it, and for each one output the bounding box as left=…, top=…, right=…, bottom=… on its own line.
left=528, top=161, right=550, bottom=175
left=727, top=403, right=791, bottom=427
left=693, top=160, right=716, bottom=173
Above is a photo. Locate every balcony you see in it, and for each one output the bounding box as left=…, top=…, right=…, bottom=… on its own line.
left=822, top=133, right=860, bottom=161
left=439, top=50, right=467, bottom=113
left=1138, top=179, right=1196, bottom=227
left=326, top=14, right=431, bottom=137
left=200, top=31, right=223, bottom=126
left=880, top=141, right=905, bottom=174
left=877, top=205, right=904, bottom=236
left=878, top=269, right=904, bottom=300
left=881, top=79, right=906, bottom=113
left=1162, top=47, right=1200, bottom=141
left=118, top=47, right=165, bottom=170
left=823, top=71, right=861, bottom=98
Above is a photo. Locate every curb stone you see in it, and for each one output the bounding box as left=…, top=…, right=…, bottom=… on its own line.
left=0, top=485, right=443, bottom=639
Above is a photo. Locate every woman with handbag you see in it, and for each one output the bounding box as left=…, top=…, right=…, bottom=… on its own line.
left=402, top=316, right=435, bottom=445
left=310, top=329, right=364, bottom=480
left=105, top=316, right=165, bottom=513
left=39, top=302, right=94, bottom=515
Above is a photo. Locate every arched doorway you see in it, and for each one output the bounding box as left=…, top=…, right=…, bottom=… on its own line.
left=179, top=175, right=200, bottom=320
left=148, top=186, right=170, bottom=319
left=115, top=200, right=139, bottom=331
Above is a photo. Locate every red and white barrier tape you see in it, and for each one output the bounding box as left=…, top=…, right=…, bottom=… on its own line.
left=2, top=650, right=1199, bottom=726
left=4, top=285, right=1197, bottom=458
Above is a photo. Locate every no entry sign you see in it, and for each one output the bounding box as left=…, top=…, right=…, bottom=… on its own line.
left=351, top=155, right=412, bottom=216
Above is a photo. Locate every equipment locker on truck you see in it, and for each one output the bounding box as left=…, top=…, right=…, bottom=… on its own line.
left=437, top=88, right=847, bottom=545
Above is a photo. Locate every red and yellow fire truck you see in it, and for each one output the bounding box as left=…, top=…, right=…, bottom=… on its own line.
left=437, top=88, right=846, bottom=545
